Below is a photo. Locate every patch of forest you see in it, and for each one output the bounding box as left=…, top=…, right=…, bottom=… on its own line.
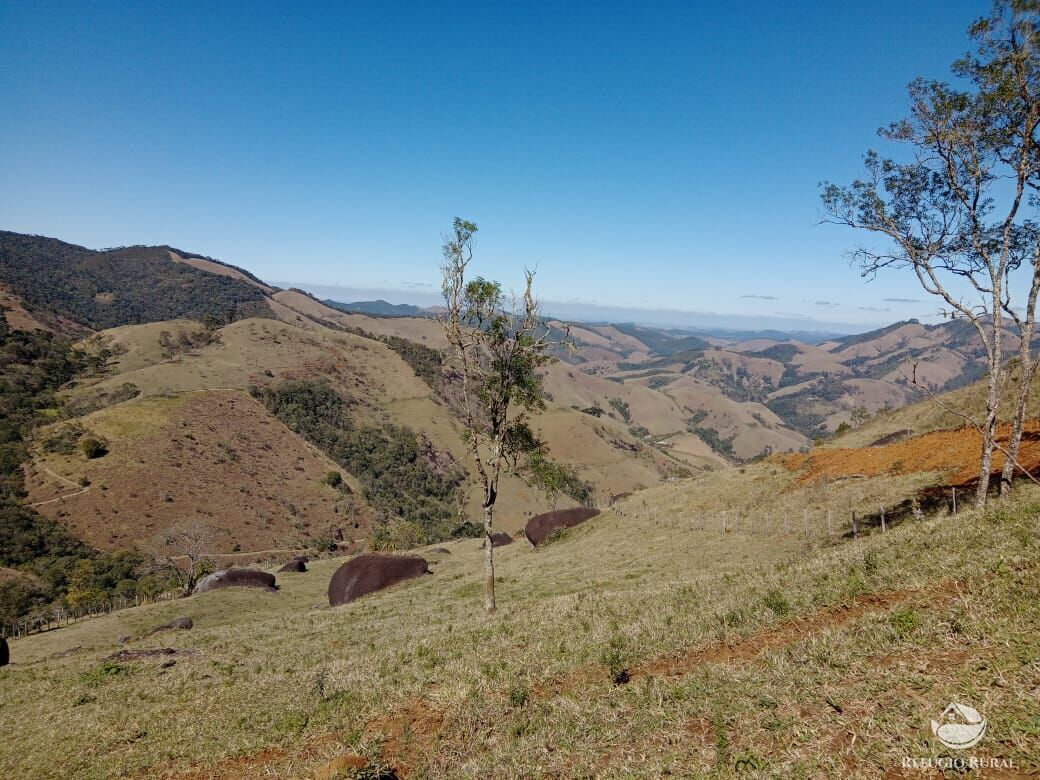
left=0, top=231, right=269, bottom=331
left=252, top=379, right=467, bottom=548
left=0, top=316, right=161, bottom=627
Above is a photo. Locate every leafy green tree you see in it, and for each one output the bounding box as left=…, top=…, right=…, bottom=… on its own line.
left=527, top=452, right=592, bottom=509
left=822, top=1, right=1040, bottom=507
left=440, top=218, right=566, bottom=612
left=78, top=434, right=108, bottom=459
left=66, top=559, right=104, bottom=610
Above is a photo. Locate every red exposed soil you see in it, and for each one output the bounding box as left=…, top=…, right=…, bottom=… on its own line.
left=782, top=421, right=1040, bottom=488
left=636, top=581, right=957, bottom=678
left=159, top=732, right=347, bottom=780
left=365, top=701, right=444, bottom=776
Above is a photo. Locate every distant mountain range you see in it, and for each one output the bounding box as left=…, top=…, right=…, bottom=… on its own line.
left=322, top=298, right=432, bottom=318
left=0, top=228, right=1010, bottom=470
left=2, top=223, right=1030, bottom=641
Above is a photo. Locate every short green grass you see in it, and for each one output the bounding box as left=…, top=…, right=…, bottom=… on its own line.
left=2, top=472, right=1038, bottom=778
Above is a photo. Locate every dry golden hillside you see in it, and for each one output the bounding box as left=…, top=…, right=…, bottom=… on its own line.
left=26, top=314, right=681, bottom=554
left=25, top=390, right=367, bottom=553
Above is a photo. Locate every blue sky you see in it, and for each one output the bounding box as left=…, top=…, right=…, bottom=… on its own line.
left=0, top=1, right=988, bottom=332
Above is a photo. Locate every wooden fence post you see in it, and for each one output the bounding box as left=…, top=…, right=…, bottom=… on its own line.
left=851, top=511, right=858, bottom=539
left=880, top=504, right=886, bottom=533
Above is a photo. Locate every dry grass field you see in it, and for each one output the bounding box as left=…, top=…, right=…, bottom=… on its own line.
left=3, top=458, right=1038, bottom=778
left=25, top=315, right=682, bottom=547
left=24, top=390, right=365, bottom=553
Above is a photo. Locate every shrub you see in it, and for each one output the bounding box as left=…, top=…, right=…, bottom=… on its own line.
left=609, top=398, right=632, bottom=423
left=508, top=683, right=530, bottom=708
left=451, top=521, right=483, bottom=539
left=600, top=636, right=631, bottom=685
left=312, top=536, right=339, bottom=553
left=541, top=527, right=569, bottom=546
left=863, top=550, right=880, bottom=577
left=79, top=435, right=108, bottom=459
left=889, top=607, right=920, bottom=638
left=322, top=471, right=343, bottom=488
left=762, top=589, right=791, bottom=617
left=41, top=424, right=85, bottom=454
left=78, top=661, right=129, bottom=687
left=527, top=452, right=593, bottom=507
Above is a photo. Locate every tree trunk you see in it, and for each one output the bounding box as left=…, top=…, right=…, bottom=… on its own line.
left=1000, top=361, right=1034, bottom=496
left=973, top=380, right=998, bottom=509
left=1001, top=328, right=1039, bottom=496
left=1002, top=255, right=1040, bottom=496
left=483, top=502, right=496, bottom=613
left=975, top=319, right=1002, bottom=509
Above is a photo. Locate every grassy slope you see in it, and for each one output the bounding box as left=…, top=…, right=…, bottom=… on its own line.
left=828, top=366, right=1040, bottom=449
left=24, top=390, right=359, bottom=553
left=30, top=316, right=671, bottom=544
left=2, top=463, right=1037, bottom=778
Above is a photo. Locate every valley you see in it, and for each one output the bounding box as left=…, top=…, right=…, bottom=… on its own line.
left=1, top=231, right=1038, bottom=777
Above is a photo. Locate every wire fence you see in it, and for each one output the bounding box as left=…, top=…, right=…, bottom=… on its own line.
left=2, top=589, right=183, bottom=640
left=615, top=485, right=967, bottom=544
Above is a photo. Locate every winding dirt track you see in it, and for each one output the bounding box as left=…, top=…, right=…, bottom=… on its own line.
left=28, top=466, right=90, bottom=507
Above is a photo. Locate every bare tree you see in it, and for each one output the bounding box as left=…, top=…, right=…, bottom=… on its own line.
left=821, top=1, right=1040, bottom=508
left=440, top=218, right=565, bottom=612
left=147, top=522, right=219, bottom=596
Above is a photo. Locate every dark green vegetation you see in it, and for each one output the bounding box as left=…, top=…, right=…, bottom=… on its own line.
left=611, top=323, right=710, bottom=356
left=763, top=377, right=851, bottom=436
left=608, top=397, right=631, bottom=423
left=252, top=379, right=465, bottom=548
left=746, top=343, right=800, bottom=363
left=690, top=425, right=737, bottom=460
left=0, top=232, right=270, bottom=331
left=157, top=326, right=221, bottom=359
left=322, top=299, right=427, bottom=317
left=0, top=315, right=160, bottom=627
left=373, top=333, right=443, bottom=390
left=526, top=452, right=593, bottom=508
left=58, top=381, right=140, bottom=420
